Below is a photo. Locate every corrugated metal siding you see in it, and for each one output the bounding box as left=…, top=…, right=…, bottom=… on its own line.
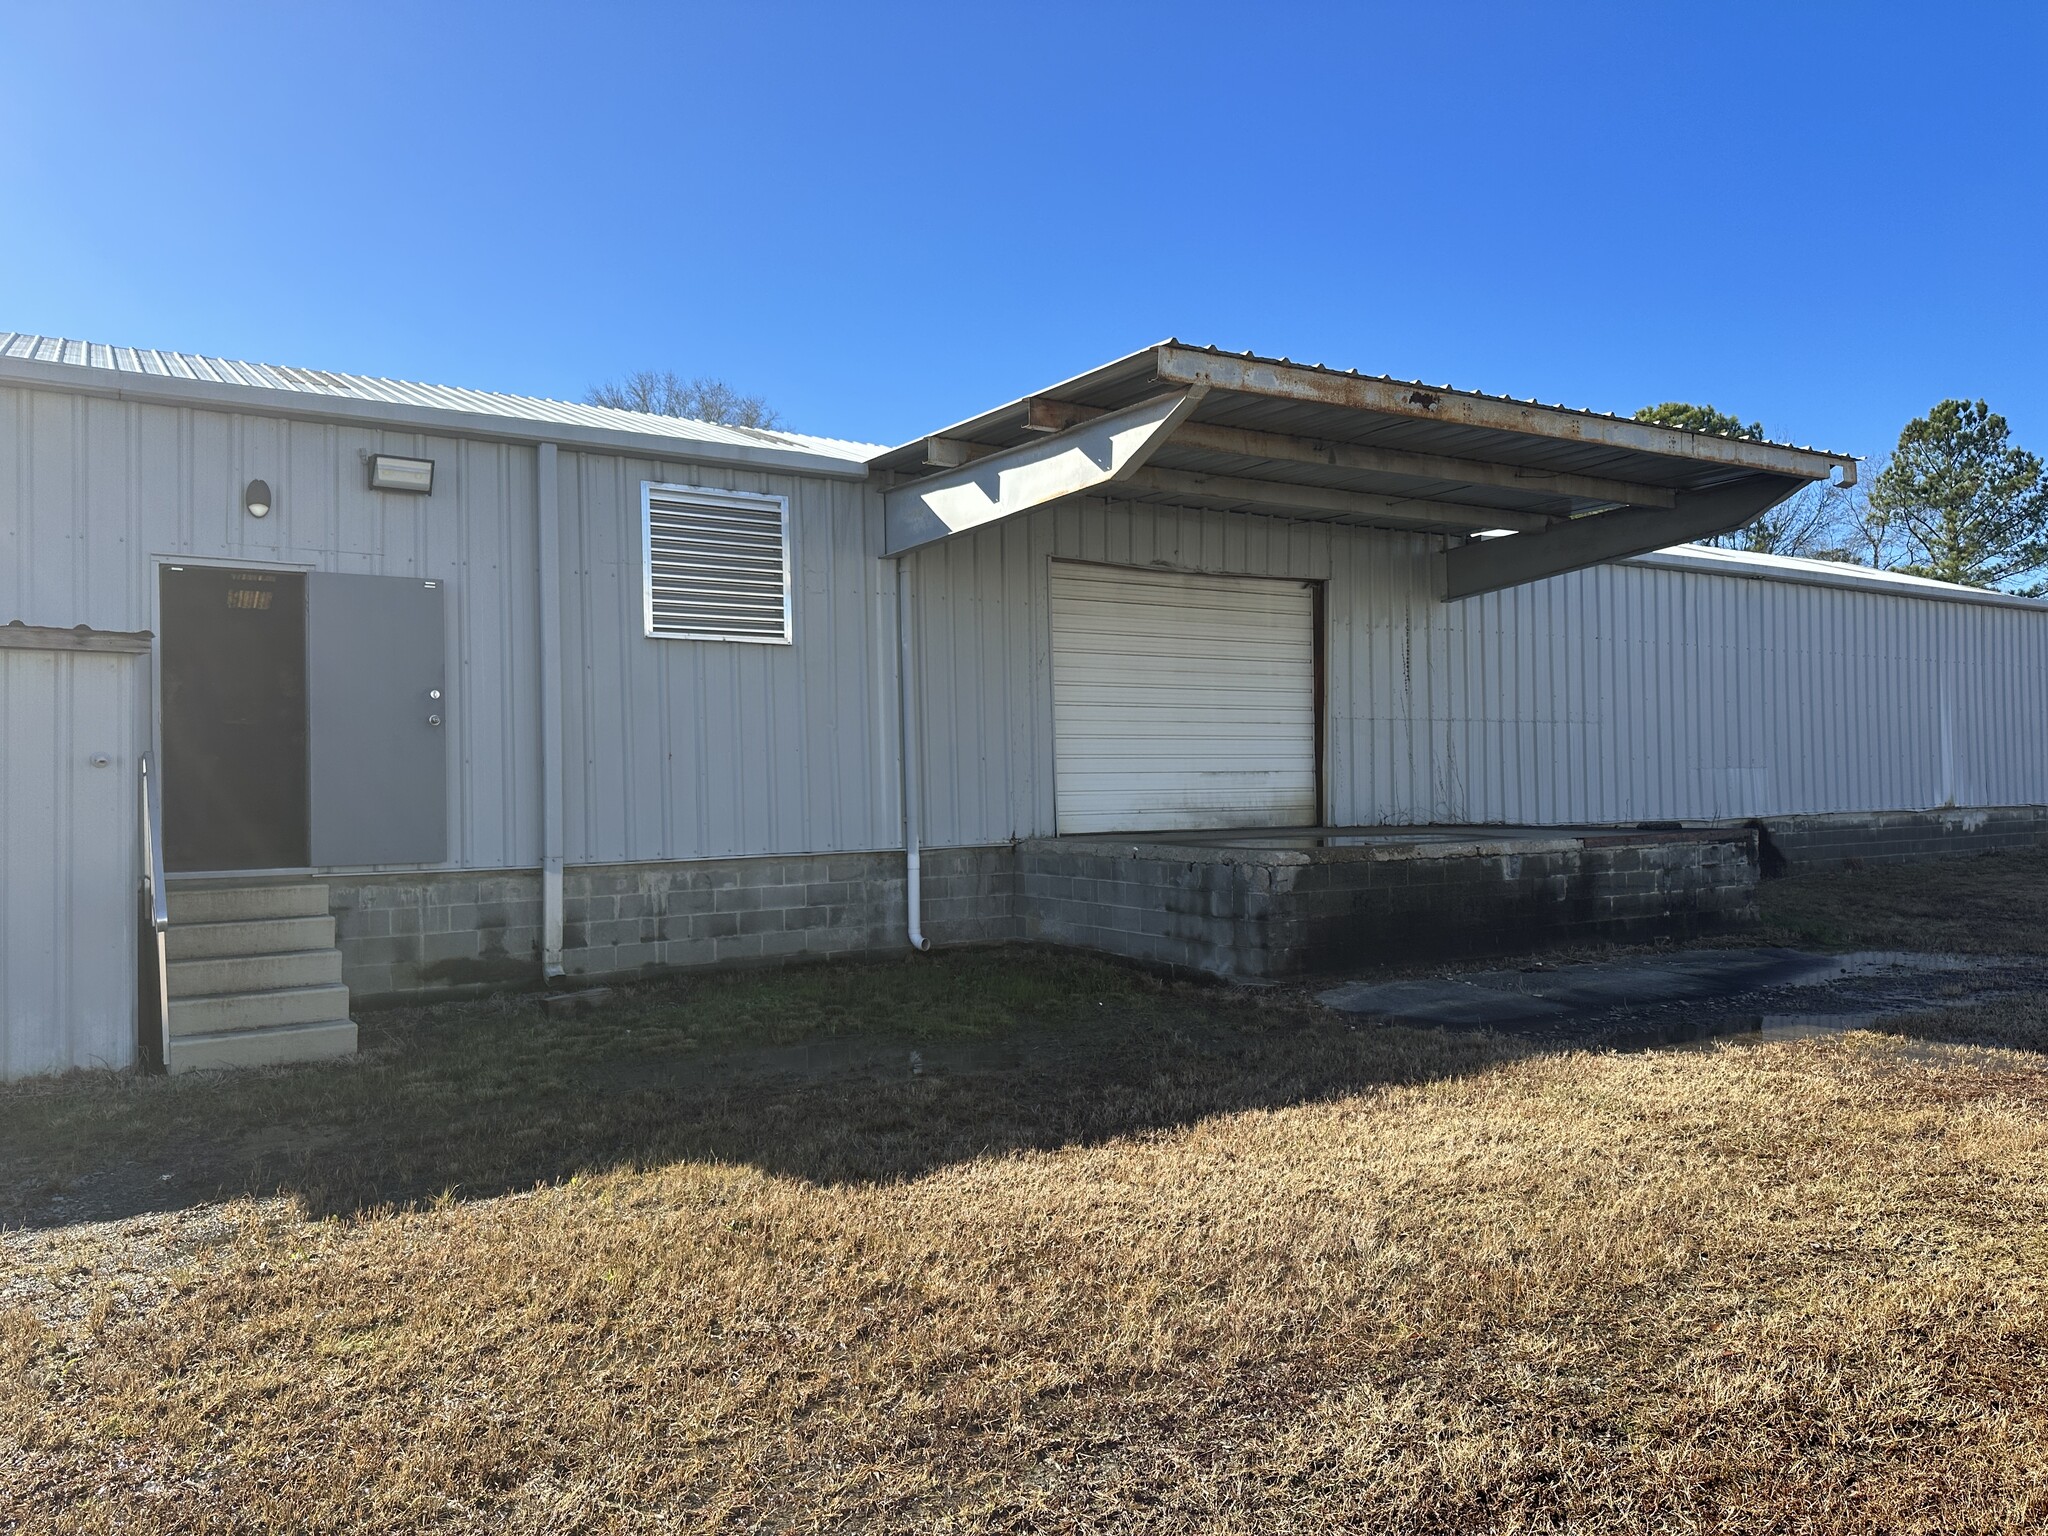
left=558, top=450, right=898, bottom=864
left=1419, top=565, right=2048, bottom=824
left=0, top=384, right=899, bottom=875
left=0, top=647, right=145, bottom=1077
left=9, top=372, right=2046, bottom=885
left=0, top=383, right=543, bottom=872
left=915, top=495, right=2048, bottom=843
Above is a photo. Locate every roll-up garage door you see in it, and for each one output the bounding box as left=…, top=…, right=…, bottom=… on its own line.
left=1050, top=562, right=1318, bottom=834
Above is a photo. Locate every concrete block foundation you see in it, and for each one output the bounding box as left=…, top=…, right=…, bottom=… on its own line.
left=181, top=804, right=2048, bottom=1004
left=1751, top=806, right=2048, bottom=872
left=1017, top=829, right=1761, bottom=978
left=324, top=847, right=1015, bottom=1005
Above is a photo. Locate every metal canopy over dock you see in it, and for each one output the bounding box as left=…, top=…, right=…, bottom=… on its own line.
left=873, top=342, right=1856, bottom=599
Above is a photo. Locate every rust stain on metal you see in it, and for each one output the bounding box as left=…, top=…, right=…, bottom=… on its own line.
left=1023, top=397, right=1105, bottom=434
left=1153, top=347, right=1844, bottom=483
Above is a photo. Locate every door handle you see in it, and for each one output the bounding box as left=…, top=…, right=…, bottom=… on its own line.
left=427, top=714, right=443, bottom=727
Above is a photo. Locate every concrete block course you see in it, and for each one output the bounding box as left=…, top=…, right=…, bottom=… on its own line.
left=297, top=807, right=2043, bottom=1004
left=1014, top=828, right=1761, bottom=979
left=1750, top=806, right=2048, bottom=871
left=318, top=847, right=1010, bottom=1003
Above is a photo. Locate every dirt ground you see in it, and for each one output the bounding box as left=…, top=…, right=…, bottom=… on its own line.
left=4, top=850, right=2047, bottom=1533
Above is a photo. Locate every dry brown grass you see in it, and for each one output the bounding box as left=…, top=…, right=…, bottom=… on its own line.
left=6, top=873, right=2048, bottom=1531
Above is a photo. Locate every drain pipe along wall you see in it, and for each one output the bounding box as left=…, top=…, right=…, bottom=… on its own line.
left=540, top=452, right=922, bottom=968
left=537, top=442, right=566, bottom=977
left=896, top=553, right=931, bottom=952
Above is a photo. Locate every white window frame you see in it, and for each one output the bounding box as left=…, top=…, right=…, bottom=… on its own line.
left=640, top=481, right=794, bottom=644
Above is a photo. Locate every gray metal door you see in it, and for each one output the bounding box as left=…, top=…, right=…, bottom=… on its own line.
left=1, top=642, right=145, bottom=1078
left=307, top=574, right=447, bottom=866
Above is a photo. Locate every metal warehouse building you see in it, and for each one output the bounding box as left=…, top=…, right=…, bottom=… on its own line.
left=4, top=334, right=2046, bottom=1079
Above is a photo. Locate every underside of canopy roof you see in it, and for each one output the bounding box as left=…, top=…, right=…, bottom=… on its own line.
left=871, top=343, right=1856, bottom=600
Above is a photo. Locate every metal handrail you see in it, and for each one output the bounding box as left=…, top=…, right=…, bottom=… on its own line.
left=140, top=753, right=171, bottom=1070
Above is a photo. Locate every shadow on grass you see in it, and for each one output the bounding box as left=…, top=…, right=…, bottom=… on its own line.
left=1755, top=847, right=2048, bottom=957
left=8, top=931, right=2045, bottom=1233
left=0, top=950, right=1528, bottom=1229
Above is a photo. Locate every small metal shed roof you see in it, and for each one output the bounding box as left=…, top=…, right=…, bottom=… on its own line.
left=0, top=333, right=881, bottom=479
left=874, top=342, right=1857, bottom=599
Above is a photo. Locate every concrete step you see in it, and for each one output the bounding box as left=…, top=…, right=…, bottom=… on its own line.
left=168, top=948, right=343, bottom=999
left=166, top=914, right=336, bottom=962
left=169, top=982, right=354, bottom=1038
left=171, top=1018, right=359, bottom=1074
left=158, top=881, right=358, bottom=1074
left=168, top=883, right=330, bottom=925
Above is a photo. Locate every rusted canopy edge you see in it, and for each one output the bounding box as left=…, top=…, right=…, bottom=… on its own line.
left=0, top=622, right=154, bottom=653
left=1156, top=347, right=1850, bottom=485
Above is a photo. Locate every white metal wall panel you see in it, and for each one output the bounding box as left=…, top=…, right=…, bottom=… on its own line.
left=7, top=375, right=2048, bottom=879
left=0, top=385, right=543, bottom=872
left=1049, top=563, right=1316, bottom=833
left=0, top=647, right=143, bottom=1078
left=558, top=451, right=898, bottom=864
left=0, top=384, right=899, bottom=873
left=914, top=494, right=2048, bottom=845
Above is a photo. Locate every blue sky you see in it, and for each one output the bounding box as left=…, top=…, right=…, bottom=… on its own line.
left=3, top=2, right=2043, bottom=462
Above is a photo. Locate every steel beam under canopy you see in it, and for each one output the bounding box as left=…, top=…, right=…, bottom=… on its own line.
left=1438, top=475, right=1809, bottom=601
left=884, top=389, right=1203, bottom=555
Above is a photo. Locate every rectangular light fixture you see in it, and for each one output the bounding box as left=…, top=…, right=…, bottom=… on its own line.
left=369, top=454, right=435, bottom=494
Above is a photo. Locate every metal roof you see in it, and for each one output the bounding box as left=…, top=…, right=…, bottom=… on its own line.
left=0, top=333, right=882, bottom=477
left=872, top=341, right=1856, bottom=531
left=1631, top=543, right=2048, bottom=612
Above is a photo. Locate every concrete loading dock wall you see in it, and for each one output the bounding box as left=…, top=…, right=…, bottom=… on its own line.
left=1016, top=829, right=1759, bottom=979
left=233, top=829, right=1758, bottom=998
left=1751, top=807, right=2048, bottom=872
left=191, top=806, right=2042, bottom=1002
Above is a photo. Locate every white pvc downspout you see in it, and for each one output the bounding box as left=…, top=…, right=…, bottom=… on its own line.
left=895, top=553, right=931, bottom=952
left=537, top=442, right=566, bottom=977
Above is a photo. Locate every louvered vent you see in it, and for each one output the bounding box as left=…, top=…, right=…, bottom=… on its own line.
left=642, top=483, right=792, bottom=643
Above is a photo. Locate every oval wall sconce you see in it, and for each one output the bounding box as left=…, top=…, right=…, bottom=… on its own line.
left=244, top=479, right=272, bottom=519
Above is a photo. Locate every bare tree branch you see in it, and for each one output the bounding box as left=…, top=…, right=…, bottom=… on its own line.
left=586, top=370, right=780, bottom=430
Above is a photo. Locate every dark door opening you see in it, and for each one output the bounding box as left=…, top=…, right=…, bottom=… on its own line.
left=159, top=565, right=310, bottom=871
